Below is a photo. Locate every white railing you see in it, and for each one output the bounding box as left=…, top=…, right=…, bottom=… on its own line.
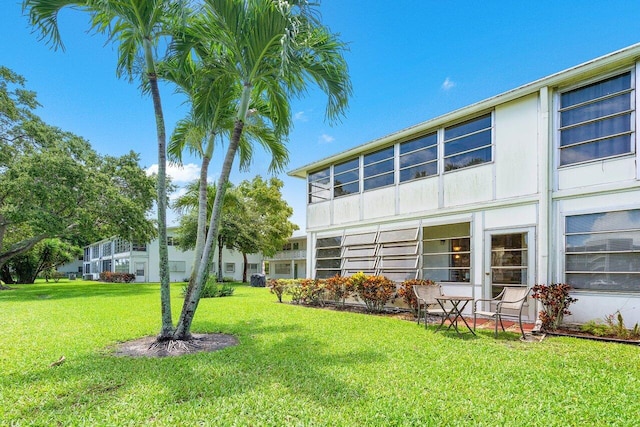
left=266, top=250, right=306, bottom=261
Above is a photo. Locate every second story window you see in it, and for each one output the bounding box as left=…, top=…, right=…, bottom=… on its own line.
left=333, top=158, right=359, bottom=198
left=364, top=146, right=394, bottom=191
left=444, top=114, right=492, bottom=171
left=559, top=72, right=633, bottom=166
left=308, top=167, right=331, bottom=203
left=400, top=132, right=438, bottom=182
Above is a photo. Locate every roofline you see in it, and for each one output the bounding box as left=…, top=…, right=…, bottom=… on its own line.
left=288, top=42, right=640, bottom=179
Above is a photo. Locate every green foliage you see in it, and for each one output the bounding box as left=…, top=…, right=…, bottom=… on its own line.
left=531, top=283, right=578, bottom=331
left=397, top=279, right=436, bottom=314
left=350, top=273, right=396, bottom=313
left=0, top=67, right=156, bottom=279
left=183, top=276, right=235, bottom=299
left=283, top=278, right=325, bottom=306
left=99, top=272, right=136, bottom=283
left=582, top=311, right=640, bottom=340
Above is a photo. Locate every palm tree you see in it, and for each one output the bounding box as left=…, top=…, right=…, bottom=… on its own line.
left=172, top=0, right=351, bottom=339
left=163, top=55, right=287, bottom=292
left=23, top=0, right=188, bottom=339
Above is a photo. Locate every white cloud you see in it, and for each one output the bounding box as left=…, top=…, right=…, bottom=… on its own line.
left=294, top=111, right=309, bottom=122
left=318, top=134, right=335, bottom=144
left=441, top=77, right=456, bottom=91
left=146, top=163, right=201, bottom=183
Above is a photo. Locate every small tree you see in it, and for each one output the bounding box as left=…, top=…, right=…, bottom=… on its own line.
left=531, top=283, right=578, bottom=331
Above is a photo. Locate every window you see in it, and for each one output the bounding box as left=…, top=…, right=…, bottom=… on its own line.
left=168, top=261, right=186, bottom=272
left=275, top=263, right=291, bottom=275
left=247, top=263, right=259, bottom=274
left=84, top=264, right=90, bottom=274
left=364, top=147, right=394, bottom=190
left=102, top=242, right=112, bottom=257
left=101, top=260, right=112, bottom=272
left=423, top=223, right=471, bottom=282
left=114, top=258, right=130, bottom=273
left=315, top=236, right=342, bottom=279
left=444, top=114, right=492, bottom=171
left=114, top=239, right=130, bottom=254
left=167, top=236, right=180, bottom=246
left=400, top=132, right=438, bottom=182
left=84, top=247, right=90, bottom=262
left=91, top=245, right=99, bottom=259
left=224, top=263, right=235, bottom=274
left=135, top=262, right=145, bottom=277
left=559, top=72, right=633, bottom=166
left=565, top=209, right=640, bottom=292
left=308, top=167, right=331, bottom=203
left=333, top=158, right=359, bottom=198
left=132, top=242, right=147, bottom=252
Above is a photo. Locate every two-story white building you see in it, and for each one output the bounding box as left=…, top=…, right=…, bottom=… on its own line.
left=83, top=228, right=262, bottom=283
left=264, top=233, right=307, bottom=279
left=290, top=43, right=640, bottom=325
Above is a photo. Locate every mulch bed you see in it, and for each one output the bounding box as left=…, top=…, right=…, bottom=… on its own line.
left=112, top=333, right=239, bottom=358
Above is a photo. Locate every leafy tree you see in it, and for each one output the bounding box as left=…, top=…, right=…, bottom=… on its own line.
left=234, top=177, right=298, bottom=282
left=172, top=0, right=351, bottom=340
left=0, top=67, right=156, bottom=289
left=23, top=0, right=189, bottom=338
left=8, top=239, right=82, bottom=284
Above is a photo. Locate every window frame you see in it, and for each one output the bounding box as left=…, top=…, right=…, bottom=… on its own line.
left=308, top=167, right=331, bottom=204
left=333, top=158, right=360, bottom=198
left=443, top=113, right=493, bottom=172
left=564, top=208, right=640, bottom=293
left=363, top=146, right=395, bottom=191
left=399, top=132, right=438, bottom=183
left=556, top=69, right=636, bottom=168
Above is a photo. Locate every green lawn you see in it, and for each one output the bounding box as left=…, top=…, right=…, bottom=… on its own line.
left=1, top=280, right=639, bottom=426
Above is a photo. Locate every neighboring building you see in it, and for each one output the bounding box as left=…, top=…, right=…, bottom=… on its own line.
left=289, top=43, right=640, bottom=325
left=264, top=233, right=307, bottom=279
left=83, top=228, right=262, bottom=283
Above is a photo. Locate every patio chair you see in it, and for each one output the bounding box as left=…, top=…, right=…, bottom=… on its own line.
left=473, top=287, right=530, bottom=339
left=413, top=284, right=447, bottom=328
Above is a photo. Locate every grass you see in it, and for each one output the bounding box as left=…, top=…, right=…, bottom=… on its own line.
left=2, top=280, right=639, bottom=426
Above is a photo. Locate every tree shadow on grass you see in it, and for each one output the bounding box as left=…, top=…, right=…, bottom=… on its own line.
left=3, top=320, right=385, bottom=423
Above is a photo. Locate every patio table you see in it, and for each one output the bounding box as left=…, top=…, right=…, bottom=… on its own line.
left=435, top=296, right=476, bottom=335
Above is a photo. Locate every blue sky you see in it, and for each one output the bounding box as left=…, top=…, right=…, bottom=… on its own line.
left=3, top=1, right=640, bottom=230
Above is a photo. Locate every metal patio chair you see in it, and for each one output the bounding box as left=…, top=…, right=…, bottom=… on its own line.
left=473, top=287, right=530, bottom=339
left=413, top=284, right=447, bottom=328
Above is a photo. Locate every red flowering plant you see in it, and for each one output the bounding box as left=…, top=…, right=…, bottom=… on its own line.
left=268, top=278, right=288, bottom=303
left=299, top=278, right=326, bottom=306
left=398, top=279, right=436, bottom=315
left=531, top=283, right=578, bottom=331
left=350, top=272, right=396, bottom=313
left=324, top=274, right=352, bottom=307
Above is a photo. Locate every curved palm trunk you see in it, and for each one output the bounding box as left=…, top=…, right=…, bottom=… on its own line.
left=174, top=87, right=252, bottom=339
left=217, top=235, right=224, bottom=282
left=144, top=38, right=173, bottom=339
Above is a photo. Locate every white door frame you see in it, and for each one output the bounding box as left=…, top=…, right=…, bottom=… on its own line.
left=484, top=226, right=536, bottom=320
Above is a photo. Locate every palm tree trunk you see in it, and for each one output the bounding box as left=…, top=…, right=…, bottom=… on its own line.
left=173, top=85, right=252, bottom=340
left=242, top=252, right=248, bottom=283
left=143, top=38, right=173, bottom=339
left=217, top=235, right=224, bottom=282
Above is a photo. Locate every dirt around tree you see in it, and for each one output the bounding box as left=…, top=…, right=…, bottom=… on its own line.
left=112, top=333, right=238, bottom=358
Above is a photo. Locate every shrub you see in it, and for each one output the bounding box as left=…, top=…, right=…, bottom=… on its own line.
left=398, top=279, right=435, bottom=315
left=182, top=277, right=235, bottom=298
left=350, top=272, right=396, bottom=313
left=285, top=279, right=325, bottom=305
left=531, top=283, right=577, bottom=331
left=324, top=275, right=352, bottom=307
left=268, top=278, right=288, bottom=303
left=580, top=312, right=640, bottom=339
left=99, top=272, right=136, bottom=283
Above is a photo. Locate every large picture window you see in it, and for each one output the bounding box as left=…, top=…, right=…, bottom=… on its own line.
left=400, top=132, right=437, bottom=182
left=559, top=72, right=633, bottom=166
left=565, top=209, right=640, bottom=292
left=308, top=167, right=331, bottom=203
left=333, top=158, right=359, bottom=198
left=444, top=114, right=492, bottom=171
left=364, top=147, right=394, bottom=190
